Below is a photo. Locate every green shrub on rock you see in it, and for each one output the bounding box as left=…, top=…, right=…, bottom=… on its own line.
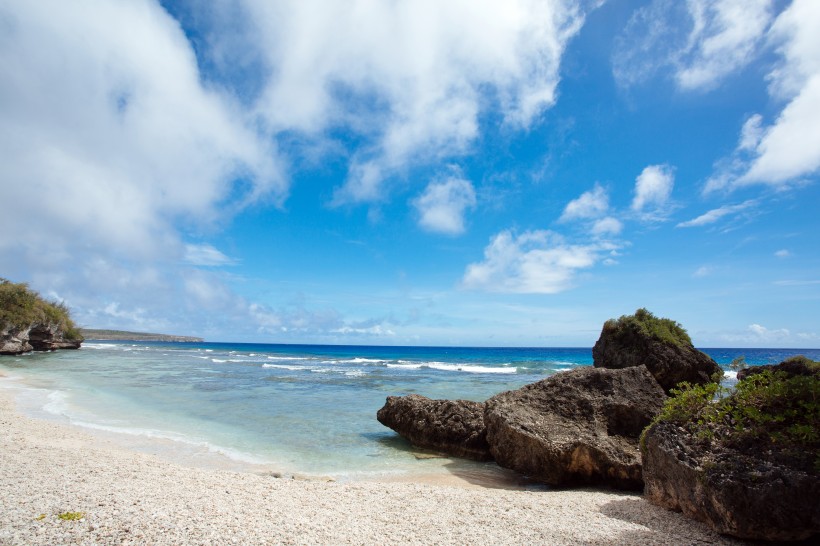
left=0, top=278, right=83, bottom=344
left=647, top=366, right=820, bottom=472
left=602, top=307, right=692, bottom=347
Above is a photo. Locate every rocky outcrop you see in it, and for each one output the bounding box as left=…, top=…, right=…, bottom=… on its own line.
left=592, top=309, right=720, bottom=392
left=484, top=366, right=666, bottom=490
left=642, top=420, right=820, bottom=541
left=0, top=322, right=82, bottom=355
left=376, top=394, right=491, bottom=461
left=736, top=356, right=819, bottom=381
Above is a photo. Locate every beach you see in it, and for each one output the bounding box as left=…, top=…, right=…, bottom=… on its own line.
left=0, top=386, right=741, bottom=545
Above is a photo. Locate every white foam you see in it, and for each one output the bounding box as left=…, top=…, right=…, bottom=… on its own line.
left=426, top=362, right=518, bottom=374
left=262, top=364, right=304, bottom=371
left=349, top=357, right=386, bottom=364
left=723, top=370, right=738, bottom=380
left=43, top=390, right=70, bottom=416
left=81, top=343, right=115, bottom=350
left=66, top=419, right=269, bottom=465
left=386, top=363, right=424, bottom=369
left=211, top=358, right=227, bottom=363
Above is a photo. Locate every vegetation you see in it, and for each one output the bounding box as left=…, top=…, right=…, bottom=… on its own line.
left=781, top=354, right=820, bottom=373
left=57, top=511, right=85, bottom=521
left=603, top=308, right=692, bottom=347
left=0, top=278, right=82, bottom=341
left=81, top=329, right=203, bottom=342
left=729, top=355, right=747, bottom=372
left=645, top=362, right=820, bottom=472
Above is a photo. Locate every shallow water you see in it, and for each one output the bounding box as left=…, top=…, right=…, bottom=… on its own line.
left=1, top=342, right=816, bottom=482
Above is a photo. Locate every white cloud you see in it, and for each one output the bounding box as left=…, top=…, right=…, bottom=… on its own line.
left=229, top=0, right=596, bottom=204
left=184, top=244, right=236, bottom=266
left=631, top=164, right=674, bottom=216
left=413, top=175, right=477, bottom=235
left=738, top=114, right=764, bottom=151
left=560, top=184, right=609, bottom=221
left=613, top=0, right=774, bottom=90
left=0, top=0, right=284, bottom=262
left=706, top=0, right=820, bottom=192
left=774, top=249, right=791, bottom=258
left=748, top=323, right=790, bottom=340
left=591, top=217, right=623, bottom=236
left=676, top=199, right=756, bottom=227
left=462, top=230, right=614, bottom=294
left=675, top=0, right=774, bottom=90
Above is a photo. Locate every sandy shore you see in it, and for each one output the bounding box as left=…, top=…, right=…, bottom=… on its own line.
left=0, top=387, right=743, bottom=545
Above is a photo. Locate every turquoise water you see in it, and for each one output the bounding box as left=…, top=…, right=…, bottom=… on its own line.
left=1, top=342, right=817, bottom=481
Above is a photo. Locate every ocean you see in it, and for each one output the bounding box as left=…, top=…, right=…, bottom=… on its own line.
left=1, top=342, right=818, bottom=483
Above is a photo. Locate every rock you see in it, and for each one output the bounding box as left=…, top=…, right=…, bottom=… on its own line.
left=376, top=394, right=491, bottom=461
left=1, top=279, right=83, bottom=355
left=592, top=308, right=721, bottom=392
left=736, top=355, right=819, bottom=381
left=643, top=420, right=820, bottom=541
left=484, top=366, right=666, bottom=490
left=0, top=322, right=82, bottom=355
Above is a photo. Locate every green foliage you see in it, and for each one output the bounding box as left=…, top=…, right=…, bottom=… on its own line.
left=649, top=370, right=820, bottom=472
left=782, top=355, right=820, bottom=372
left=604, top=308, right=692, bottom=347
left=57, top=511, right=84, bottom=521
left=0, top=278, right=82, bottom=340
left=729, top=355, right=747, bottom=371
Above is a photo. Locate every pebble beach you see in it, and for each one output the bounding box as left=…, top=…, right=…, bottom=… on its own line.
left=0, top=386, right=742, bottom=545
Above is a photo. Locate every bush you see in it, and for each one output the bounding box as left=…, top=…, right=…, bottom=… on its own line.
left=646, top=369, right=820, bottom=472
left=0, top=278, right=82, bottom=340
left=603, top=308, right=692, bottom=347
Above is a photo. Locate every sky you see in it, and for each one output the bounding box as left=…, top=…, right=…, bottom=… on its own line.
left=1, top=0, right=818, bottom=348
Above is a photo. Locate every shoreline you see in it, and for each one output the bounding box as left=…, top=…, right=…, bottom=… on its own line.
left=0, top=382, right=743, bottom=544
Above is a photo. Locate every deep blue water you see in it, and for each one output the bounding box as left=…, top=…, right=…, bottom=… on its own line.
left=1, top=342, right=817, bottom=480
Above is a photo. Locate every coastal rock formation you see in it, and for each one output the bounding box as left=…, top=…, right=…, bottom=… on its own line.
left=1, top=323, right=83, bottom=355
left=736, top=355, right=819, bottom=381
left=376, top=394, right=492, bottom=461
left=642, top=420, right=820, bottom=541
left=484, top=366, right=666, bottom=489
left=1, top=278, right=83, bottom=355
left=592, top=308, right=720, bottom=392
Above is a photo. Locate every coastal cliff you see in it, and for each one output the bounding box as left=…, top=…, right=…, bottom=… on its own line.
left=0, top=279, right=83, bottom=355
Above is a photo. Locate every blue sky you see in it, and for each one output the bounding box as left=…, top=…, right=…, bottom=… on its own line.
left=1, top=0, right=818, bottom=347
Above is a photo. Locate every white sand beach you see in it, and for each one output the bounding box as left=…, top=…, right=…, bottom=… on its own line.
left=0, top=386, right=741, bottom=545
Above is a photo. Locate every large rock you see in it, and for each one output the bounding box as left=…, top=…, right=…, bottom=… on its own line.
left=737, top=355, right=819, bottom=381
left=484, top=366, right=666, bottom=490
left=0, top=323, right=82, bottom=355
left=376, top=394, right=491, bottom=461
left=643, top=421, right=820, bottom=541
left=593, top=309, right=721, bottom=392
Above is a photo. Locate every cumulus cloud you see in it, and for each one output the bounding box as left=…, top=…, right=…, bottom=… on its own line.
left=560, top=184, right=609, bottom=221
left=613, top=0, right=774, bottom=90
left=631, top=164, right=674, bottom=217
left=0, top=0, right=283, bottom=261
left=676, top=199, right=757, bottom=227
left=413, top=175, right=477, bottom=235
left=224, top=0, right=597, bottom=204
left=462, top=230, right=615, bottom=294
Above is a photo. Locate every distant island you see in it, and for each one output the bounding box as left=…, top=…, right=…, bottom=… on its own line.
left=81, top=329, right=204, bottom=343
